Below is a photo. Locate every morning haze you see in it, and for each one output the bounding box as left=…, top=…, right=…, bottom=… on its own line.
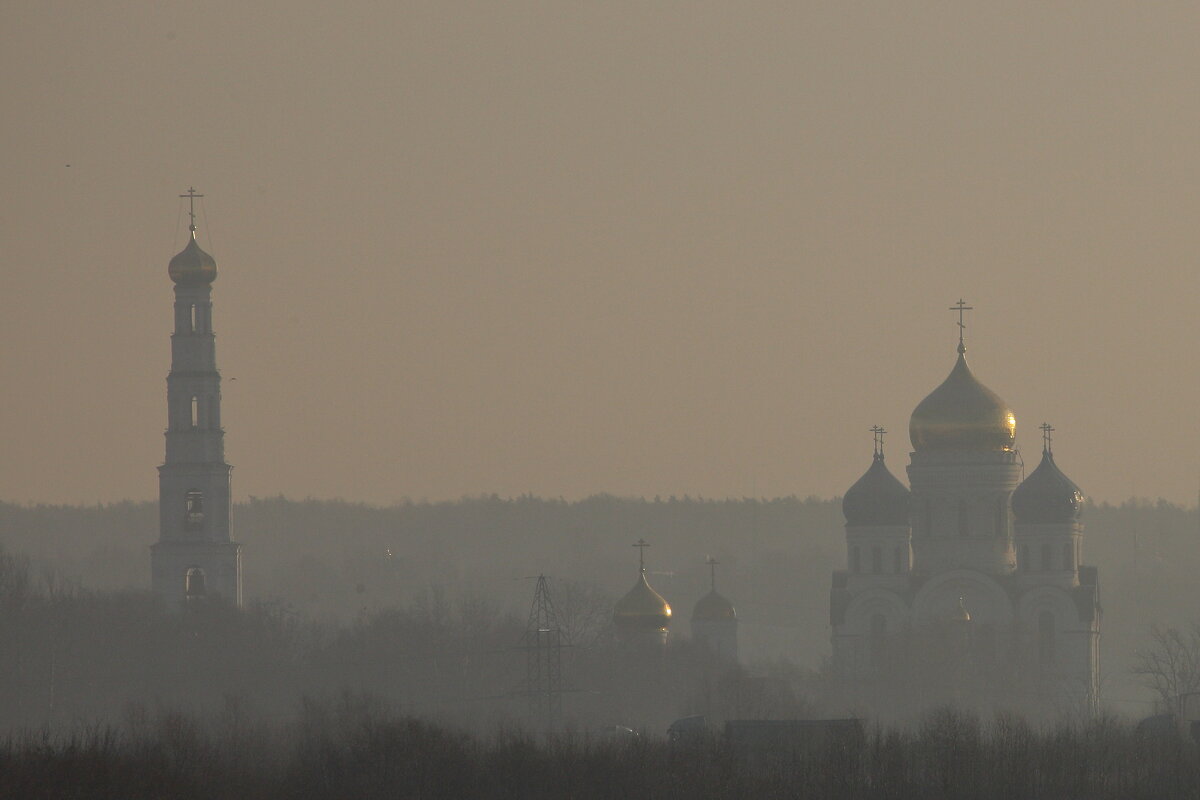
left=3, top=1, right=1198, bottom=507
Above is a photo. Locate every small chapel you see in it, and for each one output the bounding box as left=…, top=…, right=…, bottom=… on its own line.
left=830, top=302, right=1100, bottom=717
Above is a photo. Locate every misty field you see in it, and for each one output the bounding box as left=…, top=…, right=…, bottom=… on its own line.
left=3, top=703, right=1200, bottom=799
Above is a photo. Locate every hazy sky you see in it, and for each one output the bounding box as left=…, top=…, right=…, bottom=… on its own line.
left=4, top=2, right=1200, bottom=507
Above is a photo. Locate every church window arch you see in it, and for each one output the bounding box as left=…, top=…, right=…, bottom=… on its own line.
left=850, top=546, right=861, bottom=574
left=185, top=567, right=207, bottom=600
left=1041, top=543, right=1053, bottom=572
left=871, top=545, right=882, bottom=574
left=1038, top=610, right=1055, bottom=667
left=190, top=304, right=199, bottom=333
left=190, top=396, right=200, bottom=428
left=184, top=489, right=205, bottom=529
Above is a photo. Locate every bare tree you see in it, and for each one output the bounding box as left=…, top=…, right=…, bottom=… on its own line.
left=549, top=579, right=612, bottom=649
left=1131, top=623, right=1200, bottom=714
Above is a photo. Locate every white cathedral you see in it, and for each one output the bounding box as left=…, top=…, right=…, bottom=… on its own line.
left=830, top=307, right=1100, bottom=717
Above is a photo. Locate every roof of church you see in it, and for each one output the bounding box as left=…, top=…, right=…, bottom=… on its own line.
left=169, top=232, right=217, bottom=285
left=910, top=351, right=1015, bottom=452
left=843, top=452, right=910, bottom=526
left=692, top=589, right=736, bottom=621
left=1012, top=448, right=1083, bottom=524
left=613, top=571, right=672, bottom=631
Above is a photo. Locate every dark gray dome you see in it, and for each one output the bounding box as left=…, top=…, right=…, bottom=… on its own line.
left=1012, top=450, right=1083, bottom=524
left=843, top=454, right=910, bottom=527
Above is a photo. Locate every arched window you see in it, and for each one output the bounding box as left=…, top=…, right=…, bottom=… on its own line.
left=893, top=546, right=903, bottom=574
left=185, top=567, right=207, bottom=600
left=850, top=546, right=861, bottom=574
left=1041, top=543, right=1053, bottom=572
left=1063, top=542, right=1074, bottom=572
left=184, top=490, right=205, bottom=529
left=190, top=304, right=199, bottom=333
left=869, top=613, right=887, bottom=670
left=871, top=545, right=882, bottom=574
left=958, top=500, right=969, bottom=537
left=1038, top=610, right=1055, bottom=667
left=190, top=396, right=200, bottom=428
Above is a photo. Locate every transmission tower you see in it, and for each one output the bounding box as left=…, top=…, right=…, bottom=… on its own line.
left=521, top=574, right=563, bottom=730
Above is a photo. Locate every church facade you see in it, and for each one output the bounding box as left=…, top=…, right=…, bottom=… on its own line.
left=830, top=312, right=1099, bottom=717
left=150, top=190, right=242, bottom=606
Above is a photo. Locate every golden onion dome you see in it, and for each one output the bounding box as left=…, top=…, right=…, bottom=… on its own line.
left=692, top=590, right=736, bottom=622
left=613, top=572, right=672, bottom=631
left=910, top=351, right=1015, bottom=452
left=168, top=232, right=217, bottom=285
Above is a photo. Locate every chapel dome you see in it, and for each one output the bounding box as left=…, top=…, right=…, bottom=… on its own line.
left=1012, top=449, right=1083, bottom=524
left=910, top=352, right=1016, bottom=452
left=692, top=590, right=736, bottom=622
left=168, top=233, right=217, bottom=285
left=843, top=453, right=910, bottom=526
left=613, top=572, right=672, bottom=631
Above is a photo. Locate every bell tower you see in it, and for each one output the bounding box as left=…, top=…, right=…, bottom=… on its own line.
left=150, top=188, right=242, bottom=606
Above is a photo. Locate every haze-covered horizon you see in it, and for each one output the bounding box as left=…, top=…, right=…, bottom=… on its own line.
left=6, top=2, right=1200, bottom=507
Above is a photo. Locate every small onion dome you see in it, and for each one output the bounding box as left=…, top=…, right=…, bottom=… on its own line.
left=692, top=590, right=736, bottom=622
left=842, top=453, right=910, bottom=526
left=1012, top=449, right=1083, bottom=524
left=168, top=233, right=217, bottom=285
left=910, top=352, right=1016, bottom=452
left=613, top=572, right=672, bottom=631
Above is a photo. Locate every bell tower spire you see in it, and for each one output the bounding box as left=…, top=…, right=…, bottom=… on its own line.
left=151, top=189, right=242, bottom=607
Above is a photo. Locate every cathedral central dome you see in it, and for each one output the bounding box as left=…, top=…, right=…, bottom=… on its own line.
left=909, top=351, right=1016, bottom=452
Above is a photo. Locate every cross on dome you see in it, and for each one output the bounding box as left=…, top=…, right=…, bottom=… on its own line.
left=633, top=538, right=650, bottom=573
left=949, top=299, right=973, bottom=354
left=871, top=425, right=887, bottom=459
left=179, top=187, right=204, bottom=235
left=1040, top=422, right=1055, bottom=454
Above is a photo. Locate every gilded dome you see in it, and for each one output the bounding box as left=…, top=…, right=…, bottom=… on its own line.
left=843, top=453, right=910, bottom=526
left=1012, top=449, right=1083, bottom=524
left=614, top=572, right=672, bottom=631
left=910, top=352, right=1015, bottom=452
left=692, top=590, right=736, bottom=622
left=168, top=233, right=217, bottom=285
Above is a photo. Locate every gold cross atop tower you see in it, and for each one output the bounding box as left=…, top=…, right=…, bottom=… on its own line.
left=633, top=538, right=650, bottom=573
left=179, top=187, right=203, bottom=234
left=1040, top=422, right=1054, bottom=454
left=950, top=298, right=973, bottom=354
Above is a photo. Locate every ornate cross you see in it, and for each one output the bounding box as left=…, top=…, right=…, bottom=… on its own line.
left=706, top=555, right=718, bottom=591
left=871, top=425, right=887, bottom=458
left=949, top=298, right=973, bottom=353
left=1040, top=422, right=1054, bottom=453
left=633, top=538, right=650, bottom=572
left=179, top=187, right=203, bottom=233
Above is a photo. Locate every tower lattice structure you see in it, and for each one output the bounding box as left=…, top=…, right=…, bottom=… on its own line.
left=521, top=574, right=563, bottom=729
